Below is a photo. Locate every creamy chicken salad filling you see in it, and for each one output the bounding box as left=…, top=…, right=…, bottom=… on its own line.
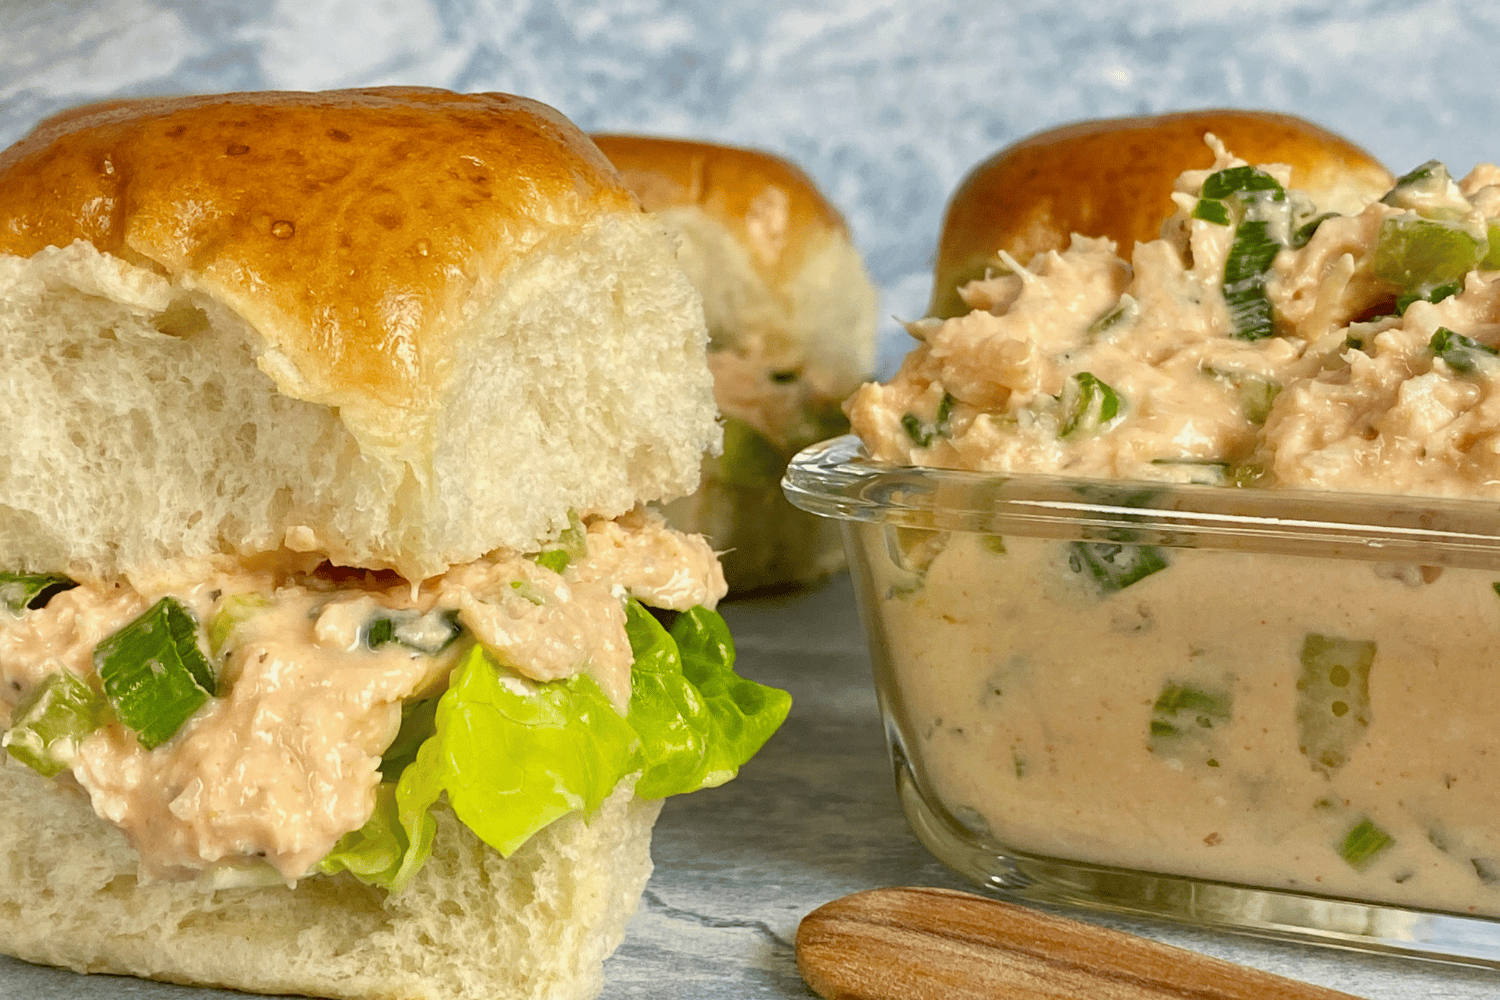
left=0, top=510, right=790, bottom=891
left=851, top=139, right=1500, bottom=498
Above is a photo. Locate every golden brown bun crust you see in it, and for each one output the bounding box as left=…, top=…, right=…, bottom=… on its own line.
left=929, top=109, right=1394, bottom=317
left=590, top=134, right=849, bottom=294
left=0, top=88, right=638, bottom=407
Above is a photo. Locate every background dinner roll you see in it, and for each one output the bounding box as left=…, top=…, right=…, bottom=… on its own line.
left=593, top=134, right=879, bottom=593
left=0, top=89, right=718, bottom=583
left=928, top=109, right=1394, bottom=318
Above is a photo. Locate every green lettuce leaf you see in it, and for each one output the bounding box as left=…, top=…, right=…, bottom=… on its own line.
left=330, top=600, right=789, bottom=893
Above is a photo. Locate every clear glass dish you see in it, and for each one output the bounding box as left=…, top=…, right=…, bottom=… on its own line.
left=785, top=434, right=1500, bottom=968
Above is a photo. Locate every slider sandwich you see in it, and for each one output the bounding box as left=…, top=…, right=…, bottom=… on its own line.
left=0, top=88, right=791, bottom=1000
left=928, top=109, right=1394, bottom=319
left=590, top=135, right=879, bottom=593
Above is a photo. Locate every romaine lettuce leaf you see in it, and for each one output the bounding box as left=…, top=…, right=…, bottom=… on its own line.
left=321, top=600, right=790, bottom=893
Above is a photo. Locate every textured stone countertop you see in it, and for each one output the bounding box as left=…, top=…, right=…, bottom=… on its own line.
left=6, top=575, right=1498, bottom=998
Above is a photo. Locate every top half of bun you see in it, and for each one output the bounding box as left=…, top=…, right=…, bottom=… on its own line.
left=928, top=109, right=1395, bottom=318
left=0, top=89, right=718, bottom=583
left=591, top=134, right=878, bottom=396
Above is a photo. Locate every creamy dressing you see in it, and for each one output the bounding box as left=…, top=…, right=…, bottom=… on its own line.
left=864, top=528, right=1500, bottom=916
left=0, top=511, right=724, bottom=883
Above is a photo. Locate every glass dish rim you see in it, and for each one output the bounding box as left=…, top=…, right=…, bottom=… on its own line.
left=783, top=435, right=1500, bottom=568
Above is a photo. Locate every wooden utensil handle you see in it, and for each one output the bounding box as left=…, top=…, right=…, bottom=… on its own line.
left=796, top=886, right=1364, bottom=1000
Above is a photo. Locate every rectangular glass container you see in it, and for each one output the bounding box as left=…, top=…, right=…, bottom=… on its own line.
left=785, top=435, right=1500, bottom=968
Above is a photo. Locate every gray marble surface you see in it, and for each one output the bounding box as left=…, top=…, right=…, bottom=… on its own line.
left=5, top=0, right=1500, bottom=996
left=5, top=574, right=1500, bottom=998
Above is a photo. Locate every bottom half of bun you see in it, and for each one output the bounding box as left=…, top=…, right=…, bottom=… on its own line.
left=0, top=758, right=660, bottom=1000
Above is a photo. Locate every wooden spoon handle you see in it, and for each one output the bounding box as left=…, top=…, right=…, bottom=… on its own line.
left=796, top=886, right=1365, bottom=1000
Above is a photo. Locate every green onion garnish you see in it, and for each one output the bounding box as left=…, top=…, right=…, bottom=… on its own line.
left=1223, top=219, right=1282, bottom=340
left=1192, top=198, right=1231, bottom=226
left=1292, top=212, right=1338, bottom=249
left=1430, top=326, right=1499, bottom=375
left=1339, top=817, right=1395, bottom=871
left=0, top=571, right=78, bottom=614
left=364, top=608, right=463, bottom=654
left=1200, top=165, right=1286, bottom=201
left=2, top=671, right=107, bottom=777
left=1149, top=682, right=1232, bottom=753
left=1397, top=279, right=1463, bottom=315
left=1296, top=633, right=1374, bottom=775
left=1060, top=372, right=1121, bottom=438
left=95, top=597, right=216, bottom=750
left=1067, top=541, right=1168, bottom=594
left=900, top=394, right=956, bottom=448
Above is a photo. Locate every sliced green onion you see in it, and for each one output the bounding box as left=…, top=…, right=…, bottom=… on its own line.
left=1067, top=541, right=1168, bottom=594
left=1339, top=817, right=1394, bottom=871
left=1060, top=373, right=1121, bottom=438
left=1430, top=326, right=1499, bottom=375
left=0, top=572, right=78, bottom=614
left=1380, top=160, right=1470, bottom=218
left=718, top=416, right=788, bottom=489
left=2, top=671, right=107, bottom=777
left=1087, top=296, right=1138, bottom=336
left=1296, top=633, right=1375, bottom=775
left=1192, top=198, right=1231, bottom=226
left=1149, top=682, right=1232, bottom=750
left=1397, top=279, right=1463, bottom=315
left=900, top=394, right=956, bottom=449
left=95, top=597, right=216, bottom=750
left=365, top=608, right=463, bottom=654
left=1201, top=165, right=1286, bottom=201
left=1223, top=219, right=1282, bottom=340
left=1292, top=212, right=1338, bottom=249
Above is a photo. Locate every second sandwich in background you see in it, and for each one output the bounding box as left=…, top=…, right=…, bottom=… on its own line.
left=592, top=135, right=879, bottom=594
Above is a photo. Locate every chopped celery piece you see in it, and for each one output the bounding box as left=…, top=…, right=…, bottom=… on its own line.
left=718, top=416, right=787, bottom=489
left=95, top=597, right=215, bottom=750
left=0, top=571, right=77, bottom=614
left=378, top=696, right=439, bottom=781
left=533, top=510, right=588, bottom=574
left=3, top=671, right=107, bottom=777
left=1149, top=682, right=1232, bottom=760
left=1339, top=816, right=1394, bottom=871
left=206, top=592, right=271, bottom=657
left=1236, top=374, right=1282, bottom=423
left=1430, top=326, right=1498, bottom=375
left=1373, top=216, right=1484, bottom=299
left=1483, top=222, right=1500, bottom=270
left=1059, top=372, right=1121, bottom=438
left=1087, top=296, right=1137, bottom=336
left=1296, top=633, right=1374, bottom=775
left=1067, top=541, right=1168, bottom=594
left=365, top=608, right=463, bottom=654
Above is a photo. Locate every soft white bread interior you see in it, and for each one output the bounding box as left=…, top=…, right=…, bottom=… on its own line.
left=591, top=135, right=876, bottom=592
left=591, top=134, right=877, bottom=401
left=0, top=757, right=660, bottom=1000
left=929, top=109, right=1395, bottom=318
left=0, top=89, right=719, bottom=583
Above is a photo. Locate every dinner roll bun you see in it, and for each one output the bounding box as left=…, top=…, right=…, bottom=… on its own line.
left=592, top=134, right=879, bottom=592
left=0, top=89, right=718, bottom=583
left=929, top=109, right=1394, bottom=318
